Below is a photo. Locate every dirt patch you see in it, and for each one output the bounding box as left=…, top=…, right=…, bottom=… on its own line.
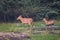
left=0, top=32, right=30, bottom=40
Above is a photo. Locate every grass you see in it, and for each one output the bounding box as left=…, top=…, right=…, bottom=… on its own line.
left=0, top=21, right=60, bottom=40
left=54, top=21, right=60, bottom=26
left=31, top=34, right=60, bottom=40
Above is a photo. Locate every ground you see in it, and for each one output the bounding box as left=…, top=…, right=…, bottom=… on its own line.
left=0, top=32, right=30, bottom=40
left=0, top=21, right=60, bottom=40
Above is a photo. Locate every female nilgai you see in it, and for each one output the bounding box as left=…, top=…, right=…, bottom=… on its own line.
left=17, top=16, right=33, bottom=35
left=43, top=18, right=55, bottom=31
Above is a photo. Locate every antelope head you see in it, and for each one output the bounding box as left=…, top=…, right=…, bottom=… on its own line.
left=17, top=15, right=22, bottom=20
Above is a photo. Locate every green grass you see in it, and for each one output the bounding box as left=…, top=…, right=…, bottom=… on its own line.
left=0, top=21, right=60, bottom=40
left=0, top=23, right=28, bottom=32
left=54, top=21, right=60, bottom=26
left=31, top=34, right=60, bottom=40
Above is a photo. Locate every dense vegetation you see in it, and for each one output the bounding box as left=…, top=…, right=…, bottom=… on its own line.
left=0, top=0, right=60, bottom=22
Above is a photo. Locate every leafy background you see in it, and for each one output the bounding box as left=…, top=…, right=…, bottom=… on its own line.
left=0, top=0, right=60, bottom=22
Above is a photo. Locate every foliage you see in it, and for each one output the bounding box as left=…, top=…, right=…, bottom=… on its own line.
left=0, top=0, right=60, bottom=22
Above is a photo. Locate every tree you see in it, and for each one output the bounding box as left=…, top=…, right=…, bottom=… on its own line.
left=0, top=0, right=60, bottom=22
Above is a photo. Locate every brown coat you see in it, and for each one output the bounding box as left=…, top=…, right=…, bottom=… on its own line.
left=43, top=18, right=55, bottom=25
left=17, top=16, right=33, bottom=26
